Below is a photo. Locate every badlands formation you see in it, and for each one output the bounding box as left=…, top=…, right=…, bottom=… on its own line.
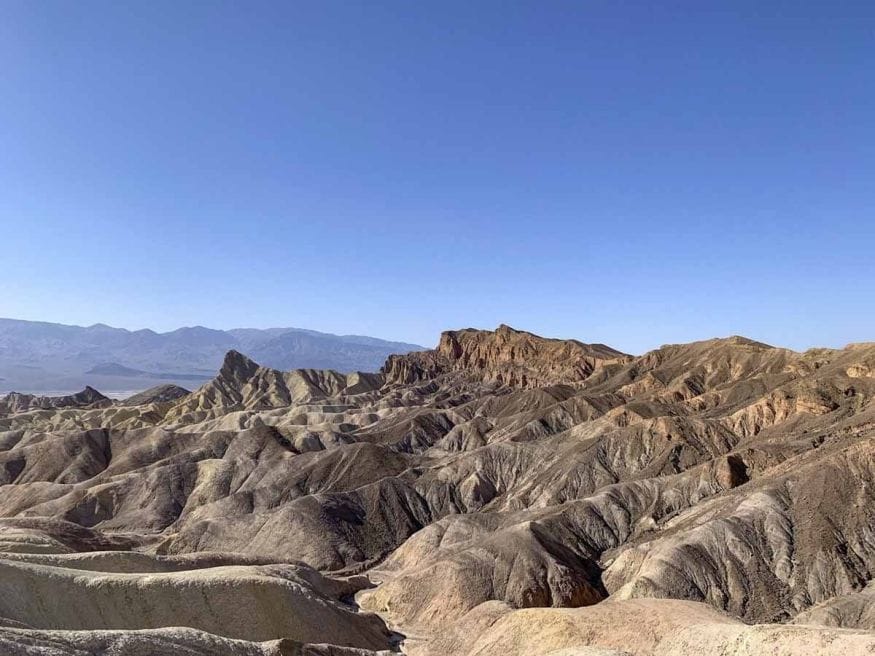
left=1, top=325, right=874, bottom=655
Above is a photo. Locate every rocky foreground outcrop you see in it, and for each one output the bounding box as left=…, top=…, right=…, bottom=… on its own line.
left=1, top=325, right=874, bottom=655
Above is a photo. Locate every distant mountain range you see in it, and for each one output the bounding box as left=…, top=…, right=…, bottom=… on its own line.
left=0, top=318, right=424, bottom=393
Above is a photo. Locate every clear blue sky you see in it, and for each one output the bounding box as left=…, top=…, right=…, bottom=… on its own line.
left=1, top=1, right=873, bottom=353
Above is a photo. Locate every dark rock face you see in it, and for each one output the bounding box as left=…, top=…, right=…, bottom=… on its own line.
left=383, top=324, right=628, bottom=386
left=1, top=326, right=874, bottom=655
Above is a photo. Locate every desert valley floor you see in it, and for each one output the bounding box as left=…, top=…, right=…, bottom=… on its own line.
left=1, top=325, right=874, bottom=655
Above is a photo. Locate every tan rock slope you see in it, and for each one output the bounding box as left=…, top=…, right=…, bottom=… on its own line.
left=1, top=325, right=874, bottom=655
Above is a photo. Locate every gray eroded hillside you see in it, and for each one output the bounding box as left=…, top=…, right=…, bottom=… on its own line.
left=1, top=325, right=874, bottom=655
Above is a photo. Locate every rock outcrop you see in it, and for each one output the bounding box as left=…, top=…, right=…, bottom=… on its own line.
left=163, top=350, right=384, bottom=423
left=120, top=383, right=190, bottom=406
left=1, top=326, right=874, bottom=655
left=0, top=387, right=110, bottom=416
left=383, top=325, right=628, bottom=387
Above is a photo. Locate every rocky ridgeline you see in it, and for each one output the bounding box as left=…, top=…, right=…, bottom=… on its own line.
left=383, top=324, right=629, bottom=387
left=0, top=325, right=874, bottom=655
left=0, top=386, right=111, bottom=415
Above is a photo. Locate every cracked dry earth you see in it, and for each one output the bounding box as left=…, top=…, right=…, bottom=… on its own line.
left=1, top=324, right=874, bottom=655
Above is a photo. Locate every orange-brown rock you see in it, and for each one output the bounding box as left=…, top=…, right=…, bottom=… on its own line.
left=384, top=324, right=628, bottom=387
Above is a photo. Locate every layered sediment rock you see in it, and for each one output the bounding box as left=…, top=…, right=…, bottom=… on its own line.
left=1, top=326, right=874, bottom=655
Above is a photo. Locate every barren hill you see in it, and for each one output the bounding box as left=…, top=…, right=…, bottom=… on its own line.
left=1, top=325, right=874, bottom=655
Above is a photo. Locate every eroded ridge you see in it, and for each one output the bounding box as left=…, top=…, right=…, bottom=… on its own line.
left=1, top=326, right=874, bottom=655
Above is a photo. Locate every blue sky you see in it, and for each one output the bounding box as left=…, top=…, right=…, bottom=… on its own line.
left=1, top=1, right=873, bottom=353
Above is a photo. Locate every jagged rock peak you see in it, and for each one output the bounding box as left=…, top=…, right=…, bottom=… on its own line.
left=218, top=349, right=261, bottom=381
left=384, top=325, right=629, bottom=387
left=162, top=349, right=385, bottom=421
left=78, top=386, right=107, bottom=400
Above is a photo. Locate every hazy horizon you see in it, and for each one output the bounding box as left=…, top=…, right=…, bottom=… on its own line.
left=1, top=314, right=871, bottom=357
left=0, top=316, right=425, bottom=347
